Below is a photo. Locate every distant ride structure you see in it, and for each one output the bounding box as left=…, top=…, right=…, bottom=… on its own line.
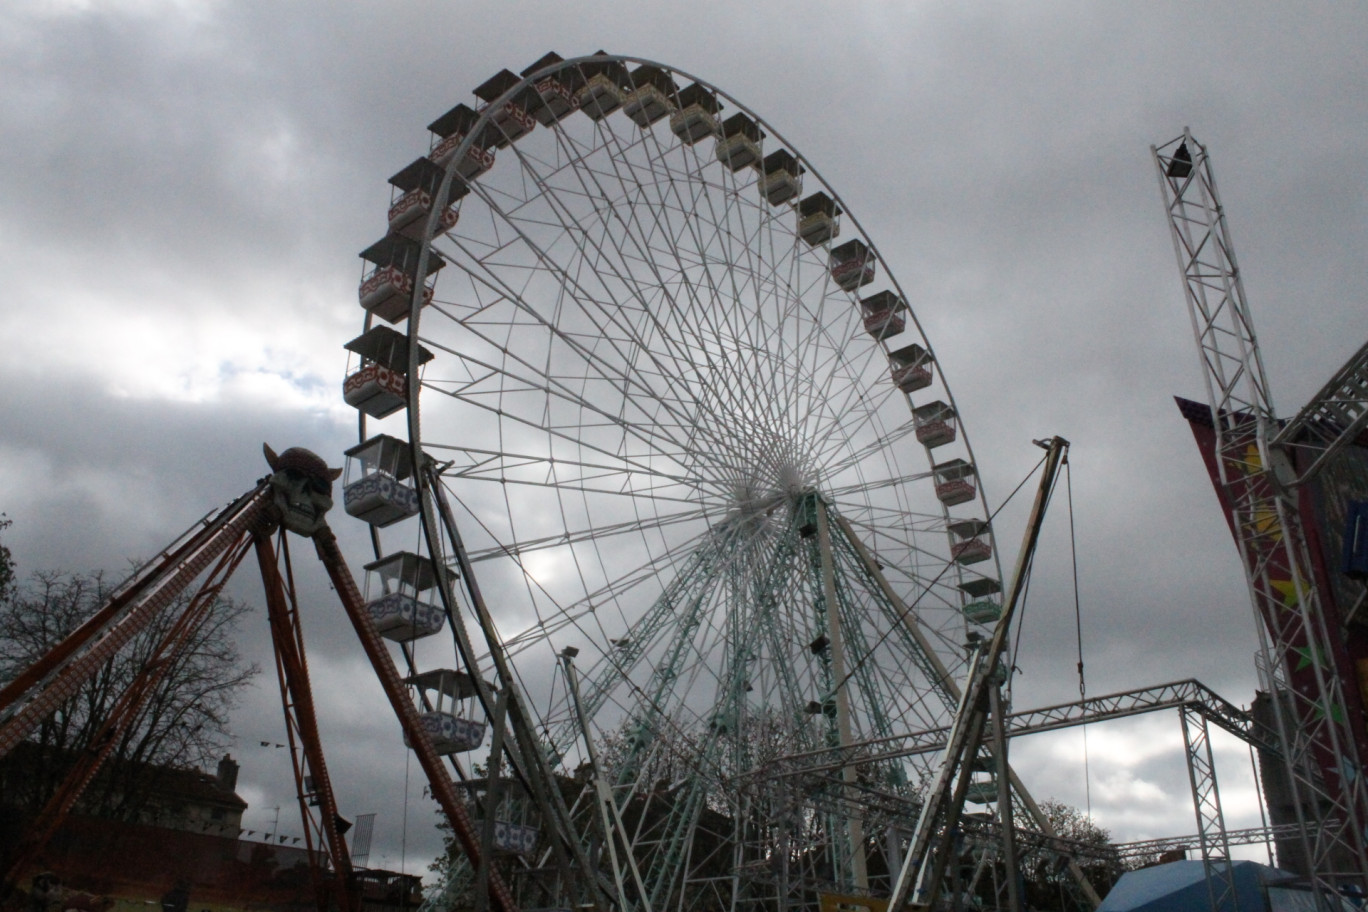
left=0, top=449, right=362, bottom=910
left=1153, top=129, right=1368, bottom=898
left=340, top=51, right=1086, bottom=912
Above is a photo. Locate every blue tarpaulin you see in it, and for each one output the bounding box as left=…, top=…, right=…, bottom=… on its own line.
left=1098, top=860, right=1300, bottom=912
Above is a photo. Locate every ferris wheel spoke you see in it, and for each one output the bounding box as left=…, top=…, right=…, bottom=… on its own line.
left=431, top=199, right=723, bottom=474
left=417, top=349, right=736, bottom=502
left=496, top=511, right=746, bottom=662
left=424, top=436, right=705, bottom=503
left=531, top=123, right=767, bottom=468
left=572, top=118, right=818, bottom=486
left=458, top=503, right=714, bottom=565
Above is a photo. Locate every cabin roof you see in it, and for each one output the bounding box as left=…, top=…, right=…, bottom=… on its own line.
left=344, top=325, right=434, bottom=370
left=363, top=550, right=452, bottom=588
left=762, top=148, right=801, bottom=175
left=798, top=191, right=841, bottom=218
left=888, top=342, right=930, bottom=365
left=428, top=102, right=480, bottom=139
left=677, top=82, right=721, bottom=114
left=947, top=518, right=990, bottom=538
left=860, top=290, right=906, bottom=313
left=521, top=51, right=564, bottom=77
left=958, top=577, right=1001, bottom=597
left=474, top=69, right=521, bottom=102
left=629, top=63, right=676, bottom=95
left=359, top=234, right=445, bottom=275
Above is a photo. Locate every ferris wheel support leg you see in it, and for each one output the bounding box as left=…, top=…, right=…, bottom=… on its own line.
left=815, top=500, right=869, bottom=891
left=473, top=691, right=508, bottom=912
left=563, top=652, right=652, bottom=912
left=312, top=525, right=520, bottom=912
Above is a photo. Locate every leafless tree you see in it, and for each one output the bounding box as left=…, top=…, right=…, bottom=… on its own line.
left=1019, top=799, right=1125, bottom=908
left=0, top=567, right=259, bottom=821
left=0, top=515, right=13, bottom=605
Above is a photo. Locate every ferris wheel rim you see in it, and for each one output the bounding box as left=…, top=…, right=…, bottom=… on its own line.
left=348, top=55, right=1012, bottom=903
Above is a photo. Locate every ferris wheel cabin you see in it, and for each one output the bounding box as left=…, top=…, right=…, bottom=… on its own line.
left=761, top=148, right=804, bottom=206
left=623, top=64, right=678, bottom=127
left=913, top=401, right=958, bottom=448
left=965, top=772, right=1000, bottom=806
left=358, top=233, right=443, bottom=325
left=888, top=343, right=934, bottom=393
left=342, top=326, right=433, bottom=419
left=797, top=191, right=841, bottom=245
left=947, top=518, right=992, bottom=565
left=717, top=112, right=764, bottom=171
left=426, top=103, right=498, bottom=179
left=486, top=817, right=539, bottom=856
left=473, top=69, right=539, bottom=145
left=830, top=239, right=876, bottom=291
left=958, top=576, right=1002, bottom=626
left=402, top=669, right=488, bottom=755
left=932, top=458, right=977, bottom=506
left=859, top=290, right=907, bottom=339
left=577, top=53, right=628, bottom=120
left=522, top=52, right=580, bottom=125
left=343, top=434, right=424, bottom=527
left=362, top=551, right=450, bottom=643
left=671, top=83, right=721, bottom=145
left=387, top=157, right=464, bottom=241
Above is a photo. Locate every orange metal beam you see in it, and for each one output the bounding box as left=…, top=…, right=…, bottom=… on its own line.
left=255, top=531, right=359, bottom=912
left=313, top=525, right=520, bottom=912
left=2, top=533, right=256, bottom=890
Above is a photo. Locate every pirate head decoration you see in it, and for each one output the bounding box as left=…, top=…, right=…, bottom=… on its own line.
left=263, top=444, right=343, bottom=536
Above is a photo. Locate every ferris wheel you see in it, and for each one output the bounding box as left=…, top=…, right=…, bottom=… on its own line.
left=341, top=53, right=1007, bottom=911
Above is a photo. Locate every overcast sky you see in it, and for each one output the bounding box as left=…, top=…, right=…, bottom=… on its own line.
left=3, top=0, right=1366, bottom=881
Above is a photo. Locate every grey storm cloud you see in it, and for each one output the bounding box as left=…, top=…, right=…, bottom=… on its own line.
left=2, top=0, right=1366, bottom=874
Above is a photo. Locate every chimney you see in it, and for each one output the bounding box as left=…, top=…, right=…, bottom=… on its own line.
left=217, top=754, right=239, bottom=792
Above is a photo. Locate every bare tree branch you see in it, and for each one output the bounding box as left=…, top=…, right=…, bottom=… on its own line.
left=0, top=567, right=259, bottom=821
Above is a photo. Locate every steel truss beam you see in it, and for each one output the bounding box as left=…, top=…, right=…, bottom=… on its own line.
left=1180, top=706, right=1239, bottom=912
left=774, top=676, right=1306, bottom=912
left=1114, top=822, right=1304, bottom=861
left=1153, top=129, right=1368, bottom=891
left=1271, top=339, right=1368, bottom=488
left=753, top=679, right=1277, bottom=779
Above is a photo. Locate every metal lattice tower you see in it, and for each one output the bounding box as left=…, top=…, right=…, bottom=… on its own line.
left=1152, top=129, right=1368, bottom=891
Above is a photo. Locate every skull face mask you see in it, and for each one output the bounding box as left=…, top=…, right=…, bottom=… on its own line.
left=263, top=444, right=343, bottom=536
